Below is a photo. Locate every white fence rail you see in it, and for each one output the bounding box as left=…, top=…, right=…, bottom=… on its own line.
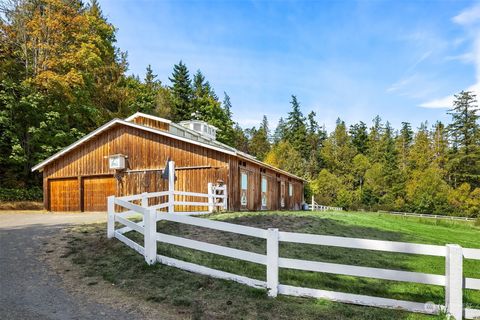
left=377, top=210, right=476, bottom=222
left=107, top=161, right=480, bottom=320
left=309, top=196, right=342, bottom=211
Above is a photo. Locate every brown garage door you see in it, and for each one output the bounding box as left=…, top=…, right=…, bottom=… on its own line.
left=49, top=178, right=80, bottom=212
left=83, top=176, right=116, bottom=212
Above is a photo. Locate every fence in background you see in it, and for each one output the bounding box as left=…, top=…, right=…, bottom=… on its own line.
left=309, top=196, right=342, bottom=212
left=107, top=174, right=480, bottom=319
left=377, top=210, right=476, bottom=222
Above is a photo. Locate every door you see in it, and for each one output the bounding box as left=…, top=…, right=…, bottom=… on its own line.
left=82, top=176, right=116, bottom=212
left=49, top=178, right=80, bottom=212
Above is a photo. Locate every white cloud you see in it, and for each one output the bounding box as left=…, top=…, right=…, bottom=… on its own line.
left=419, top=84, right=479, bottom=109
left=419, top=94, right=455, bottom=109
left=452, top=4, right=480, bottom=25
left=444, top=52, right=475, bottom=63
left=420, top=4, right=480, bottom=109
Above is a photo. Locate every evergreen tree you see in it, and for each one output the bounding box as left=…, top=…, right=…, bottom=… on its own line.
left=216, top=92, right=236, bottom=146
left=447, top=91, right=480, bottom=187
left=380, top=122, right=404, bottom=206
left=273, top=117, right=287, bottom=144
left=285, top=95, right=308, bottom=158
left=432, top=121, right=448, bottom=169
left=169, top=61, right=193, bottom=122
left=223, top=92, right=233, bottom=119
left=409, top=122, right=434, bottom=171
left=305, top=111, right=325, bottom=178
left=367, top=116, right=384, bottom=163
left=233, top=124, right=249, bottom=153
left=145, top=65, right=158, bottom=87
left=396, top=122, right=413, bottom=172
left=349, top=121, right=369, bottom=154
left=127, top=65, right=162, bottom=114
left=247, top=116, right=271, bottom=160
left=192, top=70, right=214, bottom=100
left=321, top=119, right=356, bottom=179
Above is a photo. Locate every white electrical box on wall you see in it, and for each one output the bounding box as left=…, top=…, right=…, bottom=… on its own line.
left=108, top=154, right=126, bottom=170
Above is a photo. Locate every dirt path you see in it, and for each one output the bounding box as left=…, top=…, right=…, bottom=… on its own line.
left=0, top=212, right=145, bottom=320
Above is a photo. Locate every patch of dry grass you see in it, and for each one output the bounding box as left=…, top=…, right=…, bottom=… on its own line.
left=0, top=201, right=44, bottom=210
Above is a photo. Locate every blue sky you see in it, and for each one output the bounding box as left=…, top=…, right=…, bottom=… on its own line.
left=98, top=0, right=480, bottom=131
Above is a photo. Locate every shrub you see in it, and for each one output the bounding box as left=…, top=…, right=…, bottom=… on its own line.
left=0, top=187, right=43, bottom=202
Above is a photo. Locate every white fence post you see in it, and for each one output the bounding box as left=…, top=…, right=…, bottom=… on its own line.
left=208, top=182, right=214, bottom=213
left=141, top=192, right=148, bottom=208
left=107, top=195, right=115, bottom=239
left=445, top=244, right=463, bottom=320
left=168, top=161, right=175, bottom=213
left=267, top=228, right=279, bottom=297
left=311, top=195, right=314, bottom=211
left=141, top=192, right=148, bottom=225
left=223, top=185, right=228, bottom=211
left=144, top=208, right=157, bottom=265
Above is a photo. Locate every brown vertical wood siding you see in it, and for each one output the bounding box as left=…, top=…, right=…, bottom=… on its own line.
left=41, top=118, right=304, bottom=212
left=131, top=117, right=170, bottom=131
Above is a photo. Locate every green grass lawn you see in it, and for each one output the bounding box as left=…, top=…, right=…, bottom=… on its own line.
left=65, top=211, right=480, bottom=320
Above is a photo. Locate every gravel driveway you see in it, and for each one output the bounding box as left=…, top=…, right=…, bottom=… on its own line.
left=0, top=211, right=142, bottom=320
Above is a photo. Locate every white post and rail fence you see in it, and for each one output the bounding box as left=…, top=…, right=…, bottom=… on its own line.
left=309, top=196, right=343, bottom=212
left=107, top=161, right=480, bottom=320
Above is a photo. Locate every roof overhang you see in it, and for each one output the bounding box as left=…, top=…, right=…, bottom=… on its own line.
left=32, top=114, right=306, bottom=182
left=125, top=112, right=172, bottom=124
left=31, top=118, right=235, bottom=172
left=236, top=153, right=306, bottom=182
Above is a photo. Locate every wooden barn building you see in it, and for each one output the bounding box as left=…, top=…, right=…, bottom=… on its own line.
left=32, top=112, right=305, bottom=212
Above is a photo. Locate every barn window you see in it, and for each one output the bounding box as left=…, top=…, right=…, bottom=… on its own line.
left=193, top=123, right=201, bottom=131
left=241, top=172, right=248, bottom=207
left=261, top=176, right=268, bottom=209
left=289, top=183, right=293, bottom=197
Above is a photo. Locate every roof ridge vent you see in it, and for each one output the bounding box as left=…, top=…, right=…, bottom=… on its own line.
left=179, top=120, right=217, bottom=140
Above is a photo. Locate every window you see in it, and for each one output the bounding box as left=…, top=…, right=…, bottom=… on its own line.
left=193, top=123, right=201, bottom=131
left=241, top=172, right=248, bottom=207
left=289, top=183, right=293, bottom=197
left=241, top=172, right=248, bottom=189
left=261, top=177, right=267, bottom=193
left=261, top=176, right=268, bottom=209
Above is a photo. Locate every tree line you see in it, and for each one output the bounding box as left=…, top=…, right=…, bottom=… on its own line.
left=262, top=93, right=479, bottom=217
left=1, top=0, right=479, bottom=216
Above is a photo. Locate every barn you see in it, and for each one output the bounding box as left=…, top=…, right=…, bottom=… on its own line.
left=32, top=112, right=305, bottom=212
